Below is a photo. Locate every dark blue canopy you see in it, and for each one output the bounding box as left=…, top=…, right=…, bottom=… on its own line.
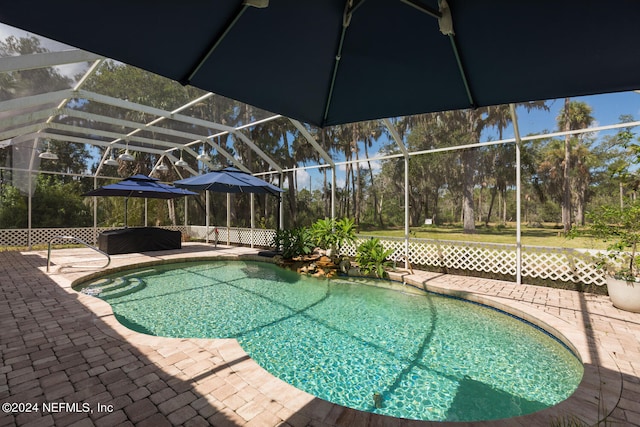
left=83, top=175, right=197, bottom=227
left=83, top=174, right=197, bottom=199
left=174, top=167, right=283, bottom=196
left=2, top=1, right=640, bottom=127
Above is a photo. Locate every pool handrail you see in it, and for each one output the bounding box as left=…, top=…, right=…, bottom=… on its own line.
left=47, top=235, right=111, bottom=273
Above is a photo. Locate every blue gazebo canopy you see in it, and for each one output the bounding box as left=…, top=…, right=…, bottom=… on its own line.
left=83, top=174, right=197, bottom=199
left=174, top=167, right=283, bottom=197
left=83, top=174, right=197, bottom=227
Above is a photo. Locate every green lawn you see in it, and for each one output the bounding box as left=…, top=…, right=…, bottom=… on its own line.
left=358, top=223, right=608, bottom=249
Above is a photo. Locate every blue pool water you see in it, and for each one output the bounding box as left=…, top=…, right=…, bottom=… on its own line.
left=76, top=260, right=583, bottom=422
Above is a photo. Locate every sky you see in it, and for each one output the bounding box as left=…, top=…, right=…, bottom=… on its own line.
left=315, top=91, right=640, bottom=191
left=2, top=22, right=639, bottom=191
left=512, top=91, right=640, bottom=138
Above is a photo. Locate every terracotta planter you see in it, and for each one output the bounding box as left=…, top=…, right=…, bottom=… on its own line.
left=606, top=275, right=640, bottom=313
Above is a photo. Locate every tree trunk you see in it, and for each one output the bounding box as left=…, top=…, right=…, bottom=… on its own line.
left=287, top=171, right=297, bottom=226
left=423, top=192, right=429, bottom=224
left=562, top=97, right=572, bottom=234
left=377, top=191, right=385, bottom=227
left=461, top=149, right=476, bottom=233
left=322, top=168, right=329, bottom=217
left=167, top=199, right=176, bottom=226
left=575, top=192, right=585, bottom=226
left=432, top=189, right=439, bottom=224
left=344, top=159, right=351, bottom=218
left=485, top=186, right=498, bottom=226
left=363, top=140, right=379, bottom=226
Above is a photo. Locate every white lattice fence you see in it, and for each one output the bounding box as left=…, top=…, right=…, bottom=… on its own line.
left=1, top=227, right=606, bottom=286
left=341, top=235, right=606, bottom=286
left=522, top=247, right=605, bottom=286
left=0, top=226, right=188, bottom=247
left=0, top=229, right=29, bottom=247
left=252, top=229, right=276, bottom=247
left=188, top=226, right=275, bottom=247
left=187, top=226, right=213, bottom=240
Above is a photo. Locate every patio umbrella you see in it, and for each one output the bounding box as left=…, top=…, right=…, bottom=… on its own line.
left=175, top=167, right=283, bottom=245
left=2, top=0, right=640, bottom=127
left=174, top=167, right=283, bottom=196
left=83, top=174, right=197, bottom=227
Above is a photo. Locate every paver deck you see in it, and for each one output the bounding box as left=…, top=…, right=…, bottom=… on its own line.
left=1, top=243, right=639, bottom=426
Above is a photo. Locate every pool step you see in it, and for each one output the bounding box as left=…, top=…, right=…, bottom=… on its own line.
left=81, top=276, right=146, bottom=299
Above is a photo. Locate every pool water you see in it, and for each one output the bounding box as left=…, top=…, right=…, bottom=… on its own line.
left=77, top=260, right=583, bottom=422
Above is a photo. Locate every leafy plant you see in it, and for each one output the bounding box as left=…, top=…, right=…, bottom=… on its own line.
left=572, top=201, right=640, bottom=281
left=310, top=217, right=356, bottom=253
left=334, top=217, right=356, bottom=251
left=310, top=218, right=337, bottom=250
left=271, top=227, right=314, bottom=259
left=355, top=238, right=394, bottom=278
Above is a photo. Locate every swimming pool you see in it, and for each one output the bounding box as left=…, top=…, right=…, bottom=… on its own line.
left=76, top=260, right=583, bottom=422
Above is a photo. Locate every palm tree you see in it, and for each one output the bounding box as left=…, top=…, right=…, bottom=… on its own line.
left=557, top=100, right=594, bottom=229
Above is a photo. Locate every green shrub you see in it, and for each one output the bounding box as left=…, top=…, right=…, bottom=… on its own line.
left=310, top=218, right=336, bottom=250
left=356, top=238, right=394, bottom=278
left=271, top=227, right=314, bottom=259
left=571, top=201, right=640, bottom=281
left=310, top=217, right=356, bottom=253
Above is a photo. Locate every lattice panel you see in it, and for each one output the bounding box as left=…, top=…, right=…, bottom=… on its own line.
left=409, top=241, right=443, bottom=266
left=383, top=239, right=406, bottom=260
left=340, top=242, right=357, bottom=257
left=0, top=229, right=28, bottom=246
left=0, top=226, right=188, bottom=247
left=216, top=227, right=230, bottom=244
left=522, top=247, right=606, bottom=286
left=1, top=227, right=607, bottom=286
left=343, top=235, right=605, bottom=286
left=38, top=228, right=97, bottom=245
left=187, top=226, right=208, bottom=240
left=236, top=228, right=253, bottom=246
left=252, top=229, right=276, bottom=247
left=188, top=225, right=227, bottom=243
left=203, top=226, right=270, bottom=247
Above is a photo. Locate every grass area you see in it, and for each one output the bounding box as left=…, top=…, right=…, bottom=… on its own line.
left=358, top=223, right=608, bottom=249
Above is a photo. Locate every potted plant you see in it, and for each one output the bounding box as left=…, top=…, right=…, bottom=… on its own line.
left=580, top=201, right=640, bottom=312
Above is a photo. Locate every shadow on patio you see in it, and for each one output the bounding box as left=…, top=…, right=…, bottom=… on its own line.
left=3, top=248, right=639, bottom=426
left=0, top=251, right=256, bottom=426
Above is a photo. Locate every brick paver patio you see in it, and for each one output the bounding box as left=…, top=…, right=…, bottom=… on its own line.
left=1, top=243, right=639, bottom=426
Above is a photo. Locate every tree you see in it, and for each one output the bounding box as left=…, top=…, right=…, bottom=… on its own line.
left=556, top=100, right=595, bottom=228
left=600, top=115, right=640, bottom=209
left=0, top=35, right=72, bottom=101
left=0, top=176, right=92, bottom=228
left=403, top=116, right=458, bottom=226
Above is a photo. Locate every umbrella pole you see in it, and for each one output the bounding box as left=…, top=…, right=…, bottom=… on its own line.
left=206, top=191, right=210, bottom=244
left=93, top=178, right=98, bottom=245
left=227, top=193, right=231, bottom=246
left=250, top=193, right=254, bottom=248
left=279, top=172, right=284, bottom=230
